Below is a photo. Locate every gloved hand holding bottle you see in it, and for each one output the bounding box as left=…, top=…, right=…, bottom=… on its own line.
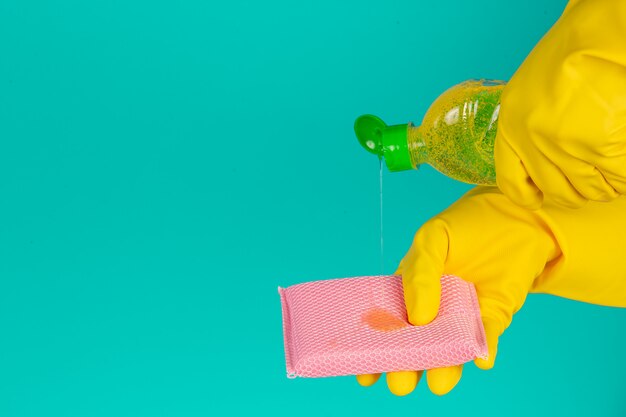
left=355, top=0, right=626, bottom=209
left=495, top=0, right=626, bottom=209
left=357, top=186, right=626, bottom=396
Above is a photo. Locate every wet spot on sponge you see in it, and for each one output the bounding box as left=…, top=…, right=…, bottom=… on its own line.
left=362, top=308, right=408, bottom=332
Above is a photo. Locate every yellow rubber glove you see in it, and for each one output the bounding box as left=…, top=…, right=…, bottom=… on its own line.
left=495, top=0, right=626, bottom=209
left=357, top=186, right=626, bottom=396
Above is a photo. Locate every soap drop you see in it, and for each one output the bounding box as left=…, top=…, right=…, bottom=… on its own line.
left=362, top=308, right=408, bottom=332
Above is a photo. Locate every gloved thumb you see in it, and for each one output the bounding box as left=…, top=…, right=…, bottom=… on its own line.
left=495, top=132, right=542, bottom=209
left=400, top=219, right=449, bottom=326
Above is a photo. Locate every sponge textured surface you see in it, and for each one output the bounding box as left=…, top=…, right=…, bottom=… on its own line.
left=279, top=275, right=487, bottom=378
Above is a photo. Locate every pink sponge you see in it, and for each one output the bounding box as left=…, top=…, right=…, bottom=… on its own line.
left=278, top=274, right=487, bottom=378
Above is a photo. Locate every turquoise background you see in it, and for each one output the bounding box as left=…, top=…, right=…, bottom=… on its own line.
left=1, top=0, right=625, bottom=415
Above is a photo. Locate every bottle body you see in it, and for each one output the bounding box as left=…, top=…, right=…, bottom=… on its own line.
left=408, top=79, right=504, bottom=185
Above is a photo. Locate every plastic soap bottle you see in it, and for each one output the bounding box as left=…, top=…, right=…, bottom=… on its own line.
left=354, top=79, right=505, bottom=185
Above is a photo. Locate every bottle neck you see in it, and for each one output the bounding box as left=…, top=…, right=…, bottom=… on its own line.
left=380, top=123, right=413, bottom=172
left=407, top=124, right=428, bottom=167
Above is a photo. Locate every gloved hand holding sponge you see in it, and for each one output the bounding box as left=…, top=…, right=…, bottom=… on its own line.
left=358, top=187, right=626, bottom=396
left=357, top=0, right=626, bottom=395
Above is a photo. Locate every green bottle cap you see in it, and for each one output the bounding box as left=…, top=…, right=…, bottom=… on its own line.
left=354, top=114, right=413, bottom=172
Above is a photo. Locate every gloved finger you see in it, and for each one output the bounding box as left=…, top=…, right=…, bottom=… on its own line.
left=522, top=147, right=587, bottom=208
left=401, top=220, right=449, bottom=325
left=426, top=365, right=463, bottom=396
left=597, top=155, right=626, bottom=196
left=561, top=160, right=619, bottom=202
left=356, top=373, right=382, bottom=387
left=474, top=318, right=501, bottom=370
left=495, top=134, right=542, bottom=209
left=527, top=127, right=620, bottom=202
left=386, top=370, right=423, bottom=396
